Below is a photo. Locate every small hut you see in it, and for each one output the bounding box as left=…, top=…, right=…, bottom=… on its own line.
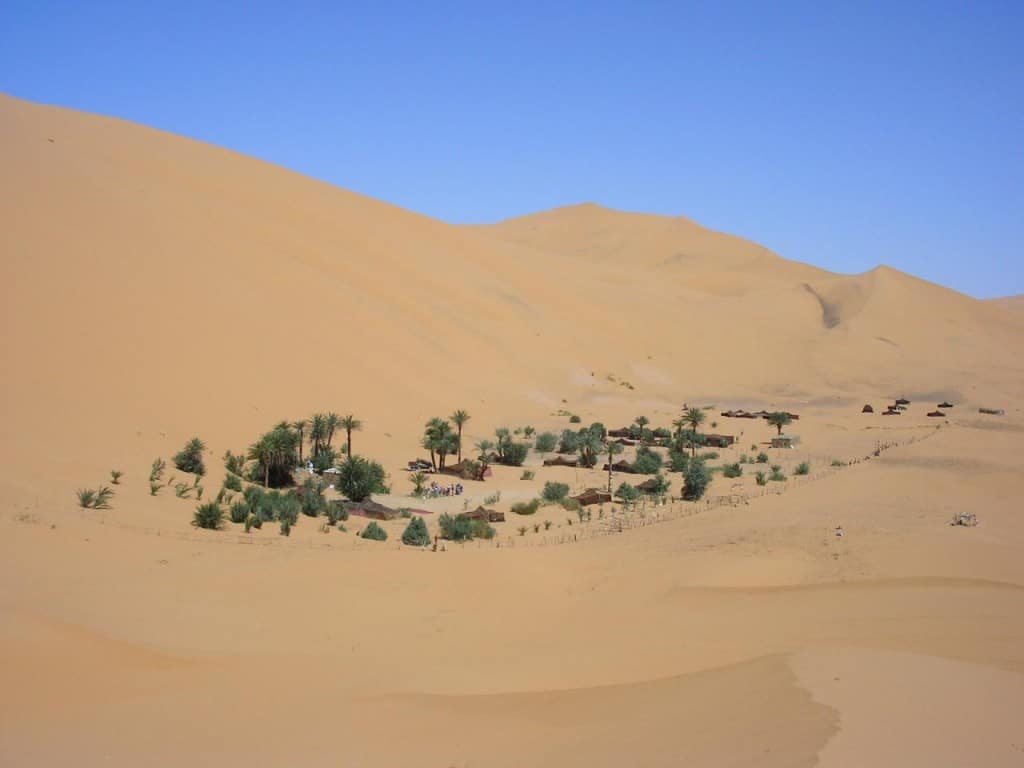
left=345, top=499, right=400, bottom=520
left=938, top=401, right=954, bottom=409
left=613, top=438, right=637, bottom=446
left=862, top=404, right=874, bottom=413
left=602, top=460, right=635, bottom=474
left=979, top=407, right=1005, bottom=416
left=607, top=427, right=632, bottom=438
left=704, top=434, right=735, bottom=448
left=462, top=506, right=504, bottom=523
left=771, top=436, right=794, bottom=449
left=895, top=398, right=911, bottom=405
left=543, top=455, right=578, bottom=468
left=927, top=410, right=946, bottom=418
left=441, top=460, right=492, bottom=480
left=573, top=489, right=612, bottom=507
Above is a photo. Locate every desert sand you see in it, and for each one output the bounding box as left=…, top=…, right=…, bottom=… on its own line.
left=2, top=93, right=1023, bottom=766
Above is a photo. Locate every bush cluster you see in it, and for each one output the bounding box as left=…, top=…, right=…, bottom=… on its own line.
left=361, top=521, right=388, bottom=541
left=173, top=438, right=206, bottom=477
left=401, top=516, right=431, bottom=546
left=511, top=499, right=541, bottom=516
left=682, top=459, right=711, bottom=501
left=541, top=482, right=570, bottom=503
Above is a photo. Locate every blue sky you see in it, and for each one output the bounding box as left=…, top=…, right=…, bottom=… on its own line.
left=2, top=1, right=1021, bottom=297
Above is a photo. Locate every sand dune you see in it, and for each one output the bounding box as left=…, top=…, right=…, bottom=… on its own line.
left=2, top=93, right=1024, bottom=765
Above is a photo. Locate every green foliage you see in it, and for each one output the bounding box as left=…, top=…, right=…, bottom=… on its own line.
left=149, top=457, right=166, bottom=483
left=337, top=456, right=387, bottom=502
left=77, top=487, right=113, bottom=509
left=755, top=471, right=768, bottom=486
left=438, top=513, right=473, bottom=541
left=470, top=519, right=496, bottom=539
left=499, top=441, right=529, bottom=467
left=643, top=472, right=671, bottom=496
left=173, top=482, right=192, bottom=499
left=423, top=417, right=459, bottom=471
left=534, top=432, right=558, bottom=453
left=541, top=482, right=570, bottom=503
left=770, top=465, right=787, bottom=482
left=723, top=463, right=743, bottom=478
left=682, top=459, right=711, bottom=501
left=558, top=429, right=581, bottom=454
left=409, top=471, right=428, bottom=497
left=223, top=450, right=246, bottom=476
left=300, top=476, right=327, bottom=517
left=244, top=514, right=256, bottom=533
left=195, top=485, right=204, bottom=501
left=483, top=490, right=502, bottom=506
left=326, top=500, right=347, bottom=525
left=361, top=521, right=388, bottom=541
left=401, top=516, right=431, bottom=546
left=756, top=452, right=769, bottom=464
left=173, top=437, right=206, bottom=477
left=560, top=497, right=581, bottom=512
left=311, top=447, right=339, bottom=472
left=652, top=427, right=671, bottom=440
left=511, top=498, right=541, bottom=516
left=110, top=470, right=123, bottom=485
left=149, top=481, right=161, bottom=496
left=193, top=502, right=223, bottom=530
left=568, top=414, right=582, bottom=424
left=229, top=500, right=250, bottom=524
left=518, top=526, right=527, bottom=536
left=767, top=412, right=793, bottom=435
left=248, top=424, right=300, bottom=488
left=739, top=454, right=750, bottom=464
left=224, top=473, right=243, bottom=492
left=520, top=470, right=535, bottom=480
left=669, top=450, right=690, bottom=472
left=831, top=459, right=844, bottom=467
left=795, top=462, right=811, bottom=476
left=576, top=427, right=604, bottom=469
left=615, top=482, right=640, bottom=503
left=279, top=517, right=292, bottom=536
left=698, top=451, right=719, bottom=461
left=632, top=448, right=663, bottom=475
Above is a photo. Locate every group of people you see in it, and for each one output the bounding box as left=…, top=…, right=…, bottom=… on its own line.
left=426, top=481, right=463, bottom=498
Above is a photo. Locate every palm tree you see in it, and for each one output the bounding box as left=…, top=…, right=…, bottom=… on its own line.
left=682, top=406, right=706, bottom=457
left=325, top=412, right=342, bottom=449
left=450, top=410, right=470, bottom=464
left=672, top=416, right=687, bottom=439
left=309, top=413, right=328, bottom=457
left=291, top=420, right=308, bottom=464
left=635, top=415, right=650, bottom=444
left=767, top=412, right=792, bottom=436
left=475, top=439, right=495, bottom=480
left=340, top=414, right=362, bottom=458
left=247, top=425, right=299, bottom=488
left=423, top=417, right=447, bottom=471
left=604, top=440, right=624, bottom=492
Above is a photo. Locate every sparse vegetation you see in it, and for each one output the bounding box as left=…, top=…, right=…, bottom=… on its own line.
left=224, top=473, right=243, bottom=492
left=409, top=470, right=428, bottom=497
left=541, top=482, right=570, bottom=503
left=76, top=486, right=114, bottom=509
left=568, top=414, right=582, bottom=424
left=229, top=500, right=250, bottom=524
left=795, top=462, right=811, bottom=476
left=173, top=437, right=206, bottom=477
left=518, top=526, right=527, bottom=536
left=361, top=521, right=388, bottom=541
left=632, top=447, right=663, bottom=474
left=149, top=457, right=166, bottom=483
left=615, top=482, right=640, bottom=503
left=174, top=482, right=192, bottom=498
left=831, top=459, right=844, bottom=467
left=723, top=463, right=743, bottom=478
left=110, top=470, right=123, bottom=484
left=520, top=469, right=535, bottom=481
left=401, top=516, right=431, bottom=546
left=484, top=490, right=502, bottom=506
left=770, top=465, right=787, bottom=482
left=534, top=431, right=558, bottom=453
left=682, top=459, right=711, bottom=501
left=337, top=456, right=387, bottom=502
left=438, top=513, right=474, bottom=541
left=192, top=502, right=223, bottom=530
left=756, top=452, right=769, bottom=464
left=511, top=499, right=541, bottom=516
left=149, top=481, right=161, bottom=496
left=223, top=450, right=245, bottom=476
left=560, top=497, right=581, bottom=512
left=755, top=471, right=768, bottom=486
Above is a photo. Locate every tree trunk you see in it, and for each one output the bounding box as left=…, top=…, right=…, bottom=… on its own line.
left=346, top=429, right=353, bottom=459
left=457, top=427, right=463, bottom=464
left=264, top=464, right=270, bottom=488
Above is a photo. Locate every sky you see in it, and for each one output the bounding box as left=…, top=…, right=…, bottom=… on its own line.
left=2, top=1, right=1022, bottom=297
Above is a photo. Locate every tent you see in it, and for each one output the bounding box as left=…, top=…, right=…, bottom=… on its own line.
left=573, top=489, right=612, bottom=507
left=543, top=456, right=578, bottom=467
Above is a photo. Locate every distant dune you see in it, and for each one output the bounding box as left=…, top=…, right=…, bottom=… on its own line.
left=989, top=294, right=1024, bottom=312
left=2, top=93, right=1024, bottom=767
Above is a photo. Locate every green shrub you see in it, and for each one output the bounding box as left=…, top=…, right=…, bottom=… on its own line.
left=311, top=447, right=339, bottom=472
left=471, top=519, right=496, bottom=539
left=195, top=486, right=204, bottom=501
left=569, top=414, right=582, bottom=424
left=224, top=473, right=243, bottom=492
left=149, top=481, right=161, bottom=496
left=518, top=526, right=527, bottom=536
left=110, top=470, right=123, bottom=485
left=755, top=471, right=767, bottom=486
left=229, top=500, right=250, bottom=524
left=483, top=490, right=502, bottom=506
left=438, top=513, right=474, bottom=541
left=76, top=488, right=97, bottom=508
left=615, top=482, right=640, bottom=503
left=174, top=482, right=192, bottom=499
left=279, top=517, right=292, bottom=536
left=756, top=452, right=769, bottom=464
left=560, top=497, right=581, bottom=512
left=361, top=521, right=388, bottom=541
left=643, top=472, right=671, bottom=496
left=149, top=457, right=166, bottom=482
left=193, top=502, right=223, bottom=530
left=698, top=451, right=719, bottom=462
left=326, top=500, right=347, bottom=525
left=520, top=469, right=535, bottom=481
left=401, top=516, right=431, bottom=546
left=723, top=463, right=743, bottom=478
left=173, top=437, right=206, bottom=477
left=669, top=451, right=689, bottom=472
left=223, top=450, right=246, bottom=476
left=831, top=459, right=844, bottom=467
left=558, top=429, right=581, bottom=454
left=770, top=465, right=787, bottom=482
left=739, top=454, right=750, bottom=464
left=500, top=442, right=529, bottom=467
left=632, top=450, right=663, bottom=475
left=534, top=432, right=558, bottom=453
left=300, top=477, right=326, bottom=517
left=652, top=427, right=671, bottom=440
left=682, top=459, right=711, bottom=501
left=541, top=482, right=570, bottom=503
left=511, top=499, right=541, bottom=516
left=244, top=514, right=256, bottom=533
left=795, top=462, right=811, bottom=476
left=544, top=519, right=553, bottom=530
left=338, top=456, right=387, bottom=502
